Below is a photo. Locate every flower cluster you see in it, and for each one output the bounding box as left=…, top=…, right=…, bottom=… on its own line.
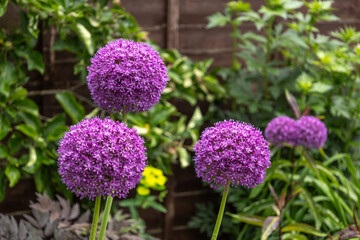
left=87, top=39, right=169, bottom=113
left=58, top=117, right=147, bottom=200
left=136, top=166, right=167, bottom=195
left=265, top=116, right=297, bottom=147
left=193, top=120, right=271, bottom=189
left=265, top=116, right=327, bottom=149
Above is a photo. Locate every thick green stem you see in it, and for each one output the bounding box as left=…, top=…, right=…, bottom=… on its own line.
left=211, top=180, right=231, bottom=240
left=123, top=112, right=127, bottom=123
left=98, top=195, right=113, bottom=240
left=89, top=196, right=101, bottom=240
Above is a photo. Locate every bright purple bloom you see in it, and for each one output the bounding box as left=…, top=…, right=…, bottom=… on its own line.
left=296, top=116, right=327, bottom=149
left=87, top=39, right=169, bottom=113
left=193, top=120, right=271, bottom=189
left=57, top=117, right=147, bottom=200
left=265, top=116, right=298, bottom=146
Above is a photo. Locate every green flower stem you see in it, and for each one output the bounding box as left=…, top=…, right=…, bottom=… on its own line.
left=211, top=180, right=231, bottom=240
left=89, top=196, right=101, bottom=240
left=98, top=195, right=114, bottom=240
left=123, top=112, right=127, bottom=123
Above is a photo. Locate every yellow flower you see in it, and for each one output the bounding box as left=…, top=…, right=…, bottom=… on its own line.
left=137, top=186, right=150, bottom=195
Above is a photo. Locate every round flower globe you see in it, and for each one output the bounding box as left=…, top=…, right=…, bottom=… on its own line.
left=57, top=117, right=147, bottom=200
left=265, top=116, right=298, bottom=146
left=296, top=116, right=327, bottom=149
left=87, top=39, right=169, bottom=113
left=193, top=120, right=271, bottom=189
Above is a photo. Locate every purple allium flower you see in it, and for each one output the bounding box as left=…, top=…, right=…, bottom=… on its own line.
left=57, top=117, right=147, bottom=200
left=265, top=116, right=298, bottom=146
left=87, top=39, right=169, bottom=113
left=193, top=120, right=271, bottom=189
left=296, top=116, right=327, bottom=149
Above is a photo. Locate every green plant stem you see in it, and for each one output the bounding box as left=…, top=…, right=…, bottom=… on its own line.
left=211, top=180, right=231, bottom=240
left=98, top=195, right=113, bottom=240
left=123, top=112, right=127, bottom=123
left=89, top=196, right=101, bottom=240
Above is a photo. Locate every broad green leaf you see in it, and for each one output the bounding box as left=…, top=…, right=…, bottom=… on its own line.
left=55, top=92, right=85, bottom=124
left=47, top=126, right=68, bottom=141
left=15, top=124, right=38, bottom=138
left=8, top=87, right=27, bottom=101
left=15, top=49, right=44, bottom=74
left=177, top=147, right=190, bottom=168
left=261, top=216, right=280, bottom=240
left=281, top=223, right=327, bottom=237
left=310, top=82, right=333, bottom=93
left=206, top=12, right=229, bottom=29
left=76, top=23, right=94, bottom=54
left=5, top=165, right=21, bottom=188
left=8, top=132, right=24, bottom=155
left=0, top=144, right=8, bottom=159
left=43, top=113, right=66, bottom=138
left=0, top=113, right=11, bottom=140
left=18, top=111, right=41, bottom=130
left=149, top=201, right=167, bottom=213
left=227, top=213, right=265, bottom=226
left=0, top=62, right=17, bottom=97
left=12, top=98, right=39, bottom=116
left=0, top=0, right=8, bottom=17
left=150, top=106, right=176, bottom=125
left=283, top=1, right=303, bottom=10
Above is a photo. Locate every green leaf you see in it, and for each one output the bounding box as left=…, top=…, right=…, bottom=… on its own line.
left=9, top=87, right=27, bottom=101
left=261, top=216, right=280, bottom=240
left=227, top=213, right=265, bottom=226
left=43, top=113, right=66, bottom=138
left=0, top=113, right=11, bottom=140
left=25, top=145, right=37, bottom=168
left=8, top=132, right=24, bottom=155
left=12, top=98, right=39, bottom=116
left=299, top=188, right=321, bottom=229
left=310, top=82, right=333, bottom=93
left=0, top=0, right=9, bottom=17
left=76, top=23, right=94, bottom=54
left=187, top=107, right=203, bottom=129
left=281, top=223, right=327, bottom=237
left=55, top=92, right=85, bottom=124
left=18, top=111, right=41, bottom=130
left=0, top=171, right=5, bottom=201
left=177, top=147, right=190, bottom=168
left=0, top=144, right=8, bottom=159
left=282, top=233, right=308, bottom=240
left=149, top=201, right=167, bottom=213
left=15, top=124, right=37, bottom=138
left=206, top=12, right=229, bottom=29
left=15, top=49, right=44, bottom=74
left=0, top=62, right=17, bottom=97
left=5, top=165, right=21, bottom=188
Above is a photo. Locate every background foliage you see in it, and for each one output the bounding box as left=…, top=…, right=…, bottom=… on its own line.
left=189, top=0, right=360, bottom=239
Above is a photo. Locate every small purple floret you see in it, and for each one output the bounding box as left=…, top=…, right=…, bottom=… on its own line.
left=193, top=120, right=271, bottom=189
left=297, top=116, right=327, bottom=149
left=265, top=116, right=298, bottom=146
left=57, top=117, right=147, bottom=200
left=87, top=39, right=169, bottom=113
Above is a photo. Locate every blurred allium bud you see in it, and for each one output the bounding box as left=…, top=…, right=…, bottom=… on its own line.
left=265, top=116, right=298, bottom=146
left=296, top=116, right=327, bottom=149
left=193, top=120, right=271, bottom=189
left=87, top=39, right=169, bottom=113
left=58, top=117, right=147, bottom=200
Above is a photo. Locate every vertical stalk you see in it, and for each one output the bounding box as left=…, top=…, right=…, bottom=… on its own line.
left=89, top=196, right=101, bottom=240
left=98, top=195, right=114, bottom=240
left=211, top=180, right=231, bottom=240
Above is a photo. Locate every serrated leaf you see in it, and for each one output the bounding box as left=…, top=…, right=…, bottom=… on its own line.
left=55, top=92, right=85, bottom=124
left=5, top=165, right=21, bottom=188
left=282, top=223, right=327, bottom=237
left=227, top=213, right=265, bottom=226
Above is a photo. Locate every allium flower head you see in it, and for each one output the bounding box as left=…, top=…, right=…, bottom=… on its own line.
left=265, top=116, right=298, bottom=146
left=193, top=120, right=271, bottom=189
left=296, top=116, right=327, bottom=149
left=58, top=117, right=147, bottom=200
left=87, top=39, right=169, bottom=113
